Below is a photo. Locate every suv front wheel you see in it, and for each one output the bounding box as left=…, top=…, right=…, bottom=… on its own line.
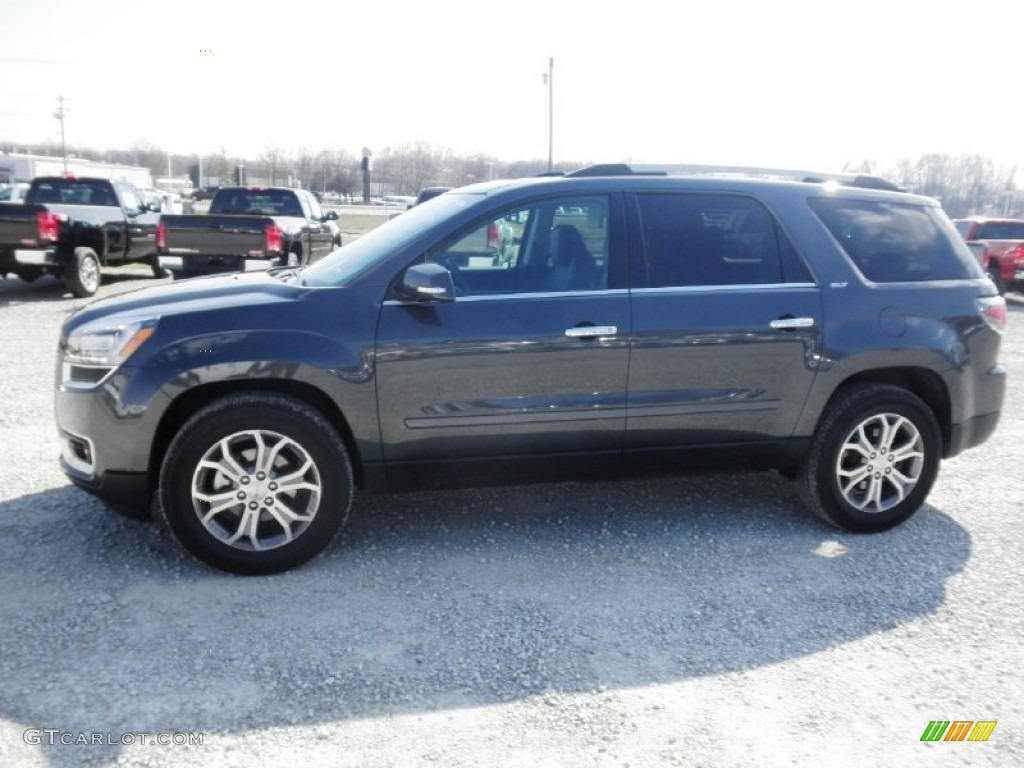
left=158, top=392, right=354, bottom=574
left=799, top=384, right=941, bottom=532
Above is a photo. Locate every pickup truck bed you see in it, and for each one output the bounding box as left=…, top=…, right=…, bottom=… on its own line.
left=157, top=187, right=338, bottom=278
left=954, top=217, right=1024, bottom=295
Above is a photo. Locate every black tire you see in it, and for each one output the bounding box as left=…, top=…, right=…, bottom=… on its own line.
left=280, top=248, right=301, bottom=267
left=333, top=236, right=342, bottom=249
left=798, top=383, right=941, bottom=533
left=150, top=253, right=171, bottom=279
left=66, top=247, right=101, bottom=297
left=171, top=270, right=201, bottom=281
left=158, top=392, right=354, bottom=574
left=987, top=263, right=1007, bottom=295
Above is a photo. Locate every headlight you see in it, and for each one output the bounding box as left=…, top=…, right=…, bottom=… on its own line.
left=61, top=320, right=157, bottom=386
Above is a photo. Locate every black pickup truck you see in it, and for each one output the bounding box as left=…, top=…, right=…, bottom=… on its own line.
left=0, top=177, right=162, bottom=297
left=156, top=187, right=340, bottom=278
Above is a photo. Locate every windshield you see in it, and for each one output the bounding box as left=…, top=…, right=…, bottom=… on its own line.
left=301, top=192, right=480, bottom=287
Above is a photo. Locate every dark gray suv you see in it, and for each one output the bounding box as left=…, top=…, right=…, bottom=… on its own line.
left=55, top=164, right=1007, bottom=573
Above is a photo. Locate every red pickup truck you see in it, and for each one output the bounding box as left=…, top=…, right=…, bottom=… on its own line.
left=954, top=217, right=1024, bottom=295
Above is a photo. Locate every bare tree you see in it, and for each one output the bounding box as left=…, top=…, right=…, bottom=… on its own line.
left=258, top=143, right=289, bottom=186
left=880, top=154, right=1018, bottom=218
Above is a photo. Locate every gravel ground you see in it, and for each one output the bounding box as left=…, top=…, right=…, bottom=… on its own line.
left=0, top=269, right=1022, bottom=767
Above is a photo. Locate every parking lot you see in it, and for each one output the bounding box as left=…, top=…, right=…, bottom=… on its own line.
left=0, top=272, right=1021, bottom=767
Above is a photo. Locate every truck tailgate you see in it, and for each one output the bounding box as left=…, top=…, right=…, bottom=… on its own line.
left=0, top=203, right=45, bottom=247
left=161, top=215, right=273, bottom=256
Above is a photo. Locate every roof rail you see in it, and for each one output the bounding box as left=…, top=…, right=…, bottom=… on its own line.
left=565, top=163, right=906, bottom=192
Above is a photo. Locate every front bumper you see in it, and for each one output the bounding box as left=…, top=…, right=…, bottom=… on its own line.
left=61, top=457, right=152, bottom=518
left=55, top=363, right=168, bottom=517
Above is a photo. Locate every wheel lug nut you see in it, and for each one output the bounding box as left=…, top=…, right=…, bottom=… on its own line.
left=870, top=453, right=876, bottom=459
left=265, top=497, right=274, bottom=505
left=874, top=473, right=881, bottom=478
left=257, top=472, right=266, bottom=480
left=240, top=477, right=250, bottom=485
left=248, top=501, right=258, bottom=510
left=268, top=482, right=278, bottom=491
left=237, top=491, right=246, bottom=500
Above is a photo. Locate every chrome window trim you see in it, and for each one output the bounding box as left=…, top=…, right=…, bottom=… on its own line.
left=384, top=288, right=628, bottom=306
left=630, top=283, right=817, bottom=294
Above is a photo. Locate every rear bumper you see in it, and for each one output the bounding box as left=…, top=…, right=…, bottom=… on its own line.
left=159, top=254, right=274, bottom=274
left=0, top=247, right=58, bottom=267
left=948, top=411, right=1002, bottom=459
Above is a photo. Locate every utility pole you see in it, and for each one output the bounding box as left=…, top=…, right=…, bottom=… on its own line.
left=542, top=57, right=554, bottom=172
left=53, top=94, right=68, bottom=173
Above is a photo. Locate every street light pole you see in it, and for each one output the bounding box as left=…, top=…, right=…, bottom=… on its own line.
left=53, top=94, right=68, bottom=173
left=543, top=57, right=554, bottom=172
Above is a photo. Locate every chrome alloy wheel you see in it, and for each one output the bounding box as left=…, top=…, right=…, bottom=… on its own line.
left=191, top=430, right=322, bottom=551
left=834, top=413, right=925, bottom=514
left=79, top=255, right=100, bottom=294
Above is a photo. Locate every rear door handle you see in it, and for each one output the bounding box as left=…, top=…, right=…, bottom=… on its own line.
left=769, top=317, right=814, bottom=330
left=565, top=325, right=617, bottom=338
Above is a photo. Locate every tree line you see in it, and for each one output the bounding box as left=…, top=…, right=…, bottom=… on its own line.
left=850, top=154, right=1020, bottom=218
left=4, top=137, right=1020, bottom=216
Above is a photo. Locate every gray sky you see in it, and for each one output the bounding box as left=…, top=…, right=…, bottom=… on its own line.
left=1, top=0, right=1021, bottom=173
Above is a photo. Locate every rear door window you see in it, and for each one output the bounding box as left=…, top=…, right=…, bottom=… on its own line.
left=632, top=193, right=810, bottom=287
left=809, top=198, right=983, bottom=282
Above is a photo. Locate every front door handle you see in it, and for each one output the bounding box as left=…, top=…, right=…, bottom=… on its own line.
left=769, top=317, right=815, bottom=330
left=565, top=325, right=617, bottom=338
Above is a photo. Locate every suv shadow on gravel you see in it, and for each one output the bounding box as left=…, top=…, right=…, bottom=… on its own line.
left=0, top=475, right=970, bottom=764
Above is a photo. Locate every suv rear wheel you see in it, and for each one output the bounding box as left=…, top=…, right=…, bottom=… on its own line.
left=158, top=393, right=354, bottom=574
left=799, top=383, right=941, bottom=532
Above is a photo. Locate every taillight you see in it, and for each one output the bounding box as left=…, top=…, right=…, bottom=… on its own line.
left=1013, top=244, right=1024, bottom=265
left=265, top=224, right=283, bottom=255
left=977, top=296, right=1007, bottom=334
left=37, top=211, right=59, bottom=243
left=156, top=220, right=167, bottom=251
left=487, top=223, right=499, bottom=249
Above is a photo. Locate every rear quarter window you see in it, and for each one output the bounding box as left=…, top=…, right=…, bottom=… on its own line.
left=809, top=198, right=983, bottom=282
left=974, top=221, right=1024, bottom=239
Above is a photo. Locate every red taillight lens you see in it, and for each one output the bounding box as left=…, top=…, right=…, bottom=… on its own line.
left=977, top=296, right=1007, bottom=334
left=265, top=224, right=283, bottom=255
left=487, top=223, right=499, bottom=249
left=37, top=211, right=59, bottom=243
left=156, top=220, right=167, bottom=251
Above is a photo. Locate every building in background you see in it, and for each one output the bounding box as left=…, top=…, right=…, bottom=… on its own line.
left=0, top=151, right=152, bottom=189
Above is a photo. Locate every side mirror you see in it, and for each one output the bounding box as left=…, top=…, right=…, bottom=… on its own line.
left=325, top=210, right=339, bottom=220
left=399, top=263, right=456, bottom=303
